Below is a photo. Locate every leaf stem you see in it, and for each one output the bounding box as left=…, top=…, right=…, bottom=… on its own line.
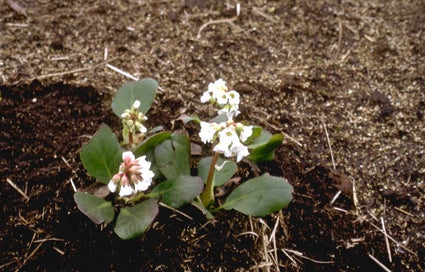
left=200, top=152, right=220, bottom=207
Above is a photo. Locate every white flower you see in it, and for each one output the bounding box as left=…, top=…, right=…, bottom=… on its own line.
left=200, top=91, right=212, bottom=103
left=199, top=121, right=218, bottom=143
left=119, top=184, right=133, bottom=197
left=215, top=91, right=229, bottom=105
left=208, top=78, right=228, bottom=94
left=132, top=100, right=141, bottom=109
left=201, top=78, right=229, bottom=105
left=217, top=104, right=240, bottom=120
left=213, top=125, right=249, bottom=162
left=108, top=151, right=155, bottom=197
left=231, top=142, right=249, bottom=162
left=239, top=125, right=253, bottom=142
left=227, top=90, right=240, bottom=105
left=108, top=182, right=117, bottom=193
left=121, top=101, right=148, bottom=145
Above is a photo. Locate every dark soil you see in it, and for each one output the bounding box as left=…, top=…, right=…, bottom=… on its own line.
left=1, top=0, right=424, bottom=271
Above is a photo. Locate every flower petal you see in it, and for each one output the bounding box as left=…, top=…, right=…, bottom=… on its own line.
left=122, top=151, right=135, bottom=162
left=119, top=184, right=133, bottom=197
left=107, top=180, right=117, bottom=193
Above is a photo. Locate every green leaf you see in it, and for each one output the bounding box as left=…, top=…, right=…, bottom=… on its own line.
left=178, top=114, right=201, bottom=124
left=80, top=124, right=122, bottom=184
left=243, top=126, right=263, bottom=146
left=74, top=192, right=115, bottom=224
left=151, top=175, right=204, bottom=208
left=133, top=132, right=171, bottom=157
left=198, top=156, right=237, bottom=186
left=114, top=199, right=158, bottom=240
left=247, top=133, right=283, bottom=162
left=247, top=128, right=270, bottom=149
left=154, top=132, right=190, bottom=180
left=111, top=78, right=158, bottom=117
left=222, top=174, right=293, bottom=216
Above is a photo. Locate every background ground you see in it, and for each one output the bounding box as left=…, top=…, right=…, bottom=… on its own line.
left=1, top=0, right=424, bottom=271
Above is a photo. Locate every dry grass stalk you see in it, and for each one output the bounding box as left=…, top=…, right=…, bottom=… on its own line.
left=6, top=178, right=29, bottom=201
left=368, top=253, right=392, bottom=272
left=106, top=64, right=139, bottom=81
left=381, top=217, right=392, bottom=263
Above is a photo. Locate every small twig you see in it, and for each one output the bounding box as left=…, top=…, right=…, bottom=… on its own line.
left=265, top=216, right=280, bottom=271
left=53, top=246, right=65, bottom=256
left=69, top=178, right=77, bottom=192
left=238, top=231, right=259, bottom=238
left=61, top=157, right=78, bottom=192
left=369, top=222, right=416, bottom=256
left=6, top=178, right=29, bottom=201
left=352, top=178, right=359, bottom=208
left=197, top=3, right=240, bottom=38
left=252, top=7, right=278, bottom=23
left=393, top=206, right=415, bottom=217
left=333, top=206, right=349, bottom=213
left=283, top=249, right=334, bottom=264
left=31, top=58, right=116, bottom=81
left=106, top=63, right=139, bottom=81
left=320, top=119, right=336, bottom=169
left=330, top=190, right=342, bottom=205
left=15, top=240, right=45, bottom=272
left=281, top=249, right=298, bottom=267
left=381, top=217, right=392, bottom=263
left=368, top=253, right=392, bottom=272
left=159, top=202, right=193, bottom=220
left=34, top=237, right=64, bottom=243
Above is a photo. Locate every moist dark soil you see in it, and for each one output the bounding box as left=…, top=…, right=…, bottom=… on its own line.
left=1, top=1, right=424, bottom=271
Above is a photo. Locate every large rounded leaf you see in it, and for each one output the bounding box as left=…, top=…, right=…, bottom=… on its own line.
left=154, top=133, right=190, bottom=180
left=133, top=132, right=171, bottom=157
left=74, top=192, right=115, bottom=224
left=197, top=156, right=237, bottom=186
left=114, top=199, right=159, bottom=240
left=151, top=175, right=204, bottom=208
left=247, top=133, right=283, bottom=163
left=80, top=124, right=122, bottom=184
left=111, top=78, right=158, bottom=117
left=222, top=174, right=293, bottom=216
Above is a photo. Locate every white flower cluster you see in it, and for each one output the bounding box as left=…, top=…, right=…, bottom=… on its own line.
left=108, top=151, right=155, bottom=197
left=200, top=78, right=240, bottom=120
left=199, top=79, right=252, bottom=162
left=121, top=100, right=148, bottom=144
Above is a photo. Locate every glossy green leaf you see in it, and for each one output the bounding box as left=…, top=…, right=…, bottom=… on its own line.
left=111, top=78, right=158, bottom=117
left=197, top=156, right=237, bottom=186
left=151, top=175, right=204, bottom=208
left=133, top=132, right=171, bottom=157
left=247, top=133, right=283, bottom=162
left=114, top=199, right=158, bottom=240
left=247, top=128, right=270, bottom=149
left=154, top=132, right=190, bottom=180
left=80, top=124, right=122, bottom=184
left=222, top=174, right=293, bottom=216
left=74, top=192, right=115, bottom=224
left=243, top=126, right=263, bottom=145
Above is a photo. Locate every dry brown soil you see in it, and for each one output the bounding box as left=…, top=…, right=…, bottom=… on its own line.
left=1, top=0, right=424, bottom=271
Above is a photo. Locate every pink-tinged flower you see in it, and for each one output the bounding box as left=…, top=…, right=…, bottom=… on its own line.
left=108, top=151, right=154, bottom=197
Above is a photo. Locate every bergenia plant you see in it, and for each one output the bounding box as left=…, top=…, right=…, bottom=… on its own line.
left=74, top=78, right=293, bottom=240
left=190, top=79, right=293, bottom=214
